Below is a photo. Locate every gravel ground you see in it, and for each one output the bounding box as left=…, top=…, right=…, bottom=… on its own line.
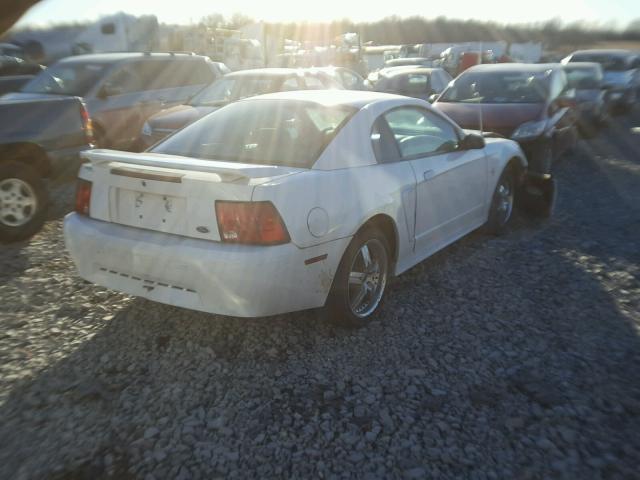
left=1, top=111, right=639, bottom=479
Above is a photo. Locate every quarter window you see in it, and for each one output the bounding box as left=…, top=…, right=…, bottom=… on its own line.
left=384, top=107, right=460, bottom=158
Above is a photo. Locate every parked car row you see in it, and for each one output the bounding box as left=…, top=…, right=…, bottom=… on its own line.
left=1, top=48, right=638, bottom=327
left=140, top=67, right=347, bottom=148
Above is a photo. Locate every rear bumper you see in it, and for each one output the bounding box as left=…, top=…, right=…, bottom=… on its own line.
left=63, top=213, right=349, bottom=318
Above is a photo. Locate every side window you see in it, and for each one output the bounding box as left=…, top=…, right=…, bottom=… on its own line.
left=371, top=118, right=401, bottom=163
left=384, top=107, right=459, bottom=158
left=281, top=76, right=301, bottom=91
left=440, top=70, right=453, bottom=86
left=401, top=74, right=430, bottom=94
left=340, top=70, right=360, bottom=89
left=136, top=60, right=175, bottom=91
left=303, top=74, right=326, bottom=89
left=137, top=59, right=214, bottom=91
left=549, top=72, right=564, bottom=101
left=104, top=64, right=144, bottom=94
left=430, top=73, right=443, bottom=92
left=558, top=71, right=569, bottom=93
left=181, top=61, right=216, bottom=86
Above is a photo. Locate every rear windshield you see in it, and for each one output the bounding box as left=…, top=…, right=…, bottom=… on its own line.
left=21, top=62, right=107, bottom=96
left=564, top=66, right=602, bottom=89
left=570, top=54, right=628, bottom=72
left=152, top=99, right=357, bottom=168
left=376, top=73, right=430, bottom=94
left=190, top=75, right=284, bottom=106
left=439, top=70, right=549, bottom=104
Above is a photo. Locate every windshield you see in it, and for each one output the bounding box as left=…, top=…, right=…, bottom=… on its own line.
left=564, top=66, right=602, bottom=89
left=190, top=76, right=280, bottom=106
left=21, top=62, right=107, bottom=96
left=439, top=70, right=549, bottom=104
left=152, top=99, right=356, bottom=168
left=570, top=54, right=628, bottom=72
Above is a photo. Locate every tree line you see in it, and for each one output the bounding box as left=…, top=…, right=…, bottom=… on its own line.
left=201, top=15, right=640, bottom=48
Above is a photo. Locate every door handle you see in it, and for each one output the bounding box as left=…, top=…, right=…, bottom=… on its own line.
left=423, top=170, right=435, bottom=180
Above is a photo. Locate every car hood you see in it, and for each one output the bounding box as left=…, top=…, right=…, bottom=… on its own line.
left=603, top=70, right=632, bottom=87
left=1, top=91, right=76, bottom=102
left=147, top=104, right=220, bottom=130
left=435, top=102, right=544, bottom=137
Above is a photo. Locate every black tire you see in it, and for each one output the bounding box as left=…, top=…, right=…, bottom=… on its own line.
left=0, top=162, right=48, bottom=243
left=486, top=165, right=516, bottom=235
left=326, top=227, right=390, bottom=328
left=517, top=175, right=557, bottom=219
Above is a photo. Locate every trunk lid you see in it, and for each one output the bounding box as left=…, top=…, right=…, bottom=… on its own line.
left=84, top=149, right=304, bottom=241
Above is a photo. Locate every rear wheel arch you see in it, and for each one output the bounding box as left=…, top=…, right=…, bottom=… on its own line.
left=355, top=213, right=399, bottom=270
left=0, top=142, right=50, bottom=177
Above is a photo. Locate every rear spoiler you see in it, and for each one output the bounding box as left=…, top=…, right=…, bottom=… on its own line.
left=82, top=149, right=301, bottom=182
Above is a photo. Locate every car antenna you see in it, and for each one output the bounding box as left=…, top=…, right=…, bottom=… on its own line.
left=478, top=42, right=484, bottom=137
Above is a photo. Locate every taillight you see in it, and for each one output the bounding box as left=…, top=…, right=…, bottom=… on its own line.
left=75, top=179, right=92, bottom=216
left=80, top=103, right=94, bottom=144
left=215, top=201, right=290, bottom=245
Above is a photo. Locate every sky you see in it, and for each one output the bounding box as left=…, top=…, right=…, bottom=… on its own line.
left=14, top=0, right=640, bottom=28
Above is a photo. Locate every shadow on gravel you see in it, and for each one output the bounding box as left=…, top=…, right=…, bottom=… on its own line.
left=1, top=117, right=639, bottom=478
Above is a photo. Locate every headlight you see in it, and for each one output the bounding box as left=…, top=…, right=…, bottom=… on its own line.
left=511, top=120, right=547, bottom=140
left=141, top=122, right=152, bottom=137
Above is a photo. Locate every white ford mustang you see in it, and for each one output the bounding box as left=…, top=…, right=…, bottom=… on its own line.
left=65, top=90, right=527, bottom=327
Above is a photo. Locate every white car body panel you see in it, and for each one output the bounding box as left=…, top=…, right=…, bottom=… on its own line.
left=64, top=90, right=526, bottom=317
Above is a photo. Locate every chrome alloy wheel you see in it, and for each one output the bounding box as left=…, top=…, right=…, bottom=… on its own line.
left=0, top=178, right=38, bottom=227
left=347, top=239, right=388, bottom=318
left=494, top=175, right=514, bottom=226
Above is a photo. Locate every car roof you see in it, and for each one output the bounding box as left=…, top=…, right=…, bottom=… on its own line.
left=225, top=68, right=306, bottom=78
left=570, top=49, right=633, bottom=57
left=381, top=67, right=442, bottom=78
left=386, top=57, right=432, bottom=63
left=463, top=63, right=559, bottom=74
left=241, top=89, right=408, bottom=108
left=56, top=52, right=206, bottom=65
left=562, top=62, right=601, bottom=70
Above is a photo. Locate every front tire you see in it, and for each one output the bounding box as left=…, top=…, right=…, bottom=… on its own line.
left=0, top=162, right=48, bottom=242
left=326, top=227, right=390, bottom=328
left=486, top=165, right=516, bottom=235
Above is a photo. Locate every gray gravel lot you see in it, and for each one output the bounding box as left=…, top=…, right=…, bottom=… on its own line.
left=1, top=112, right=639, bottom=479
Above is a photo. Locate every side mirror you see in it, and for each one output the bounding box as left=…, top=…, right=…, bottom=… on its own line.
left=428, top=93, right=439, bottom=104
left=460, top=133, right=485, bottom=150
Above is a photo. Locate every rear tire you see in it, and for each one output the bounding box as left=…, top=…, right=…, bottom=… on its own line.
left=0, top=162, right=48, bottom=243
left=326, top=227, right=390, bottom=328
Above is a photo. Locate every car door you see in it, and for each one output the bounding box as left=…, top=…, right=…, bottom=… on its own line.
left=90, top=60, right=155, bottom=149
left=382, top=106, right=487, bottom=255
left=159, top=58, right=217, bottom=107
